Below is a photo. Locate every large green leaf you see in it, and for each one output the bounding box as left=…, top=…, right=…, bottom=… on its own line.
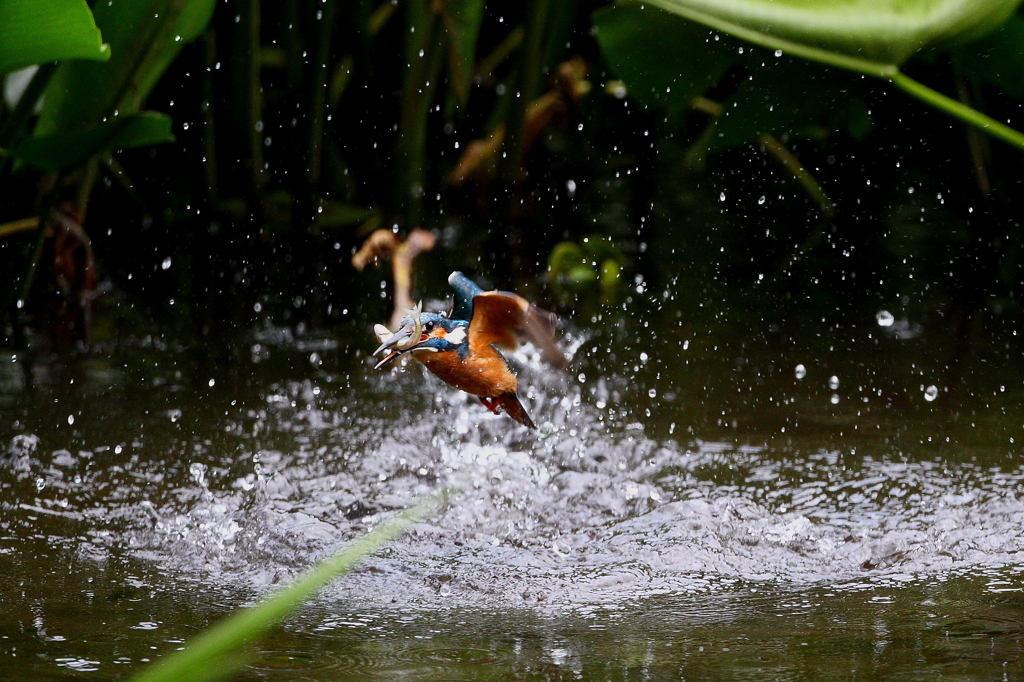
left=954, top=14, right=1024, bottom=100
left=593, top=4, right=740, bottom=113
left=595, top=5, right=872, bottom=149
left=0, top=0, right=109, bottom=75
left=12, top=112, right=174, bottom=171
left=642, top=0, right=1023, bottom=68
left=713, top=58, right=872, bottom=150
left=36, top=0, right=217, bottom=136
left=599, top=0, right=1024, bottom=150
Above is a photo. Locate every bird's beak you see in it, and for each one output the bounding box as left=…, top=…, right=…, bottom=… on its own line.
left=372, top=317, right=426, bottom=369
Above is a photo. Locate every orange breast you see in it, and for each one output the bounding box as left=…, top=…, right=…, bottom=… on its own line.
left=418, top=348, right=517, bottom=398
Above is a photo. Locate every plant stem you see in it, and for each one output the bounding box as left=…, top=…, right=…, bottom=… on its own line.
left=0, top=63, right=58, bottom=175
left=396, top=0, right=442, bottom=227
left=0, top=217, right=39, bottom=239
left=476, top=25, right=524, bottom=82
left=0, top=64, right=57, bottom=143
left=309, top=0, right=337, bottom=188
left=13, top=171, right=67, bottom=348
left=19, top=182, right=61, bottom=304
left=503, top=0, right=549, bottom=182
left=889, top=70, right=1024, bottom=151
left=243, top=0, right=264, bottom=196
left=758, top=133, right=834, bottom=218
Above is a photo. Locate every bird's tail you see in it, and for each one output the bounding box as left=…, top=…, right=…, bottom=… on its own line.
left=496, top=393, right=536, bottom=429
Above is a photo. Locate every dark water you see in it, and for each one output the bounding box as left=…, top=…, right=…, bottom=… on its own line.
left=2, top=290, right=1023, bottom=680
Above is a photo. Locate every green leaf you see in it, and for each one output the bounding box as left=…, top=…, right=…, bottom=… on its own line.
left=440, top=0, right=486, bottom=105
left=593, top=4, right=740, bottom=113
left=598, top=0, right=1024, bottom=151
left=12, top=112, right=174, bottom=171
left=36, top=0, right=217, bottom=136
left=315, top=202, right=377, bottom=229
left=713, top=58, right=869, bottom=150
left=599, top=259, right=621, bottom=292
left=641, top=0, right=1023, bottom=68
left=0, top=0, right=109, bottom=75
left=127, top=0, right=217, bottom=104
left=127, top=491, right=448, bottom=682
left=548, top=241, right=586, bottom=277
left=954, top=15, right=1024, bottom=100
left=593, top=6, right=872, bottom=151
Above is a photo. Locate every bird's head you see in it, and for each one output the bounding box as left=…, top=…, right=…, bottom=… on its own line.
left=373, top=311, right=468, bottom=369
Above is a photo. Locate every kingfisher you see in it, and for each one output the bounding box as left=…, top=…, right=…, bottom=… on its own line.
left=372, top=271, right=569, bottom=428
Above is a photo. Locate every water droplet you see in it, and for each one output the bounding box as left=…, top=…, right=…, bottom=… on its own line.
left=829, top=375, right=839, bottom=390
left=648, top=388, right=657, bottom=398
left=876, top=310, right=894, bottom=327
left=758, top=195, right=765, bottom=205
left=719, top=192, right=726, bottom=202
left=795, top=364, right=806, bottom=379
left=566, top=179, right=577, bottom=196
left=67, top=414, right=74, bottom=425
left=924, top=385, right=938, bottom=402
left=830, top=393, right=840, bottom=404
left=161, top=257, right=172, bottom=270
left=208, top=378, right=216, bottom=387
left=775, top=49, right=783, bottom=57
left=189, top=462, right=207, bottom=486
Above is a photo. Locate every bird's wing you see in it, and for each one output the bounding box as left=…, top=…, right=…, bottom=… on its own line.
left=469, top=291, right=569, bottom=369
left=447, top=271, right=483, bottom=321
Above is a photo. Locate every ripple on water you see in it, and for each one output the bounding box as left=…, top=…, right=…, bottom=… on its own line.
left=244, top=643, right=505, bottom=681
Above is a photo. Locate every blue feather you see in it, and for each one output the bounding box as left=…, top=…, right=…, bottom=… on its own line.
left=447, top=271, right=483, bottom=321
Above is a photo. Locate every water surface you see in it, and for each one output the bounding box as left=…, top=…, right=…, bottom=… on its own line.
left=1, top=298, right=1023, bottom=680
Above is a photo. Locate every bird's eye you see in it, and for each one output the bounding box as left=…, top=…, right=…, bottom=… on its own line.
left=424, top=321, right=435, bottom=331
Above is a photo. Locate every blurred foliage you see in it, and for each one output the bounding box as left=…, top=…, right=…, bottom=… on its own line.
left=1, top=0, right=1024, bottom=350
left=953, top=14, right=1024, bottom=99
left=548, top=235, right=622, bottom=304
left=0, top=0, right=214, bottom=345
left=35, top=0, right=217, bottom=136
left=0, top=0, right=108, bottom=75
left=13, top=112, right=174, bottom=172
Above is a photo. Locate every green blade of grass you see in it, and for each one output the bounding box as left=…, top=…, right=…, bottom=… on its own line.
left=128, top=488, right=451, bottom=682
